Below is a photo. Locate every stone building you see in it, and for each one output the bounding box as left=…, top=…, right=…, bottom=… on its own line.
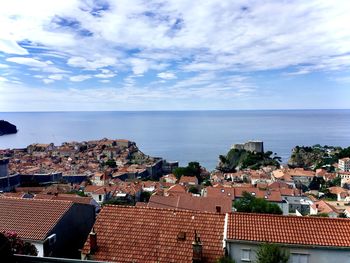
left=232, top=140, right=264, bottom=153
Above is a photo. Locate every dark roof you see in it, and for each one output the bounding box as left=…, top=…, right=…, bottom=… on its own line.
left=0, top=197, right=72, bottom=240
left=82, top=205, right=225, bottom=262
left=228, top=212, right=350, bottom=247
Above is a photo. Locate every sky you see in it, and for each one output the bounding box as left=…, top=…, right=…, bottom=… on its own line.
left=0, top=0, right=350, bottom=111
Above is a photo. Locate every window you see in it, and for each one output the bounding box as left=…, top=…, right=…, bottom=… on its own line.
left=98, top=195, right=102, bottom=201
left=291, top=253, right=309, bottom=263
left=241, top=249, right=251, bottom=261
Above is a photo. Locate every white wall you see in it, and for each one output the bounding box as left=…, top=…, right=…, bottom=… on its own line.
left=31, top=241, right=44, bottom=257
left=227, top=241, right=350, bottom=263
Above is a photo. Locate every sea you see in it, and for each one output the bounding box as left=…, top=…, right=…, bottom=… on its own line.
left=1, top=110, right=350, bottom=171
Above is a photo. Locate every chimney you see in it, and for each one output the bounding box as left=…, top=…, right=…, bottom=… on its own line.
left=192, top=230, right=202, bottom=263
left=89, top=228, right=98, bottom=254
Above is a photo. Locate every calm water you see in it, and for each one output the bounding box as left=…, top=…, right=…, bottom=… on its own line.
left=1, top=110, right=350, bottom=170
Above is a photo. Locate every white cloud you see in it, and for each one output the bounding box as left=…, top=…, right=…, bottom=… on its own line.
left=67, top=56, right=117, bottom=70
left=0, top=76, right=8, bottom=82
left=5, top=57, right=67, bottom=73
left=69, top=74, right=92, bottom=82
left=1, top=0, right=350, bottom=110
left=94, top=73, right=116, bottom=78
left=6, top=57, right=48, bottom=67
left=157, top=72, right=177, bottom=80
left=43, top=78, right=54, bottom=84
left=0, top=39, right=28, bottom=55
left=0, top=63, right=10, bottom=68
left=129, top=58, right=150, bottom=75
left=48, top=74, right=64, bottom=80
left=1, top=0, right=350, bottom=74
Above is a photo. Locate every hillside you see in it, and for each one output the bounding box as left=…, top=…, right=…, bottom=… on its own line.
left=217, top=148, right=281, bottom=172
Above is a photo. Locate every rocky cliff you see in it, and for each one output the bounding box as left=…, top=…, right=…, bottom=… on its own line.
left=0, top=120, right=17, bottom=136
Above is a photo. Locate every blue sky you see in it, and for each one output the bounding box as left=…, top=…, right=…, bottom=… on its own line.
left=0, top=0, right=350, bottom=111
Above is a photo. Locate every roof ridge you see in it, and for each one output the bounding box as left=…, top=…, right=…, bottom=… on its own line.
left=0, top=196, right=74, bottom=204
left=233, top=211, right=350, bottom=221
left=103, top=204, right=225, bottom=215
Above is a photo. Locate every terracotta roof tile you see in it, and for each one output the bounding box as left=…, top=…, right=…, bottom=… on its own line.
left=82, top=206, right=225, bottom=262
left=0, top=197, right=73, bottom=241
left=147, top=195, right=232, bottom=213
left=228, top=212, right=350, bottom=247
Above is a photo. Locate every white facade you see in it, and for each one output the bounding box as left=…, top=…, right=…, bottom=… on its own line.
left=339, top=158, right=350, bottom=172
left=227, top=241, right=350, bottom=263
left=31, top=241, right=44, bottom=257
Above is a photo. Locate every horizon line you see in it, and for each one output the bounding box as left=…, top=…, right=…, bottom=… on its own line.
left=1, top=108, right=350, bottom=113
left=0, top=108, right=350, bottom=113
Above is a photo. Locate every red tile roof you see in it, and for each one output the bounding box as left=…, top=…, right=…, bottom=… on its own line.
left=0, top=197, right=73, bottom=241
left=82, top=206, right=225, bottom=262
left=34, top=193, right=93, bottom=205
left=166, top=184, right=188, bottom=196
left=147, top=195, right=232, bottom=213
left=179, top=176, right=198, bottom=184
left=205, top=187, right=282, bottom=202
left=228, top=212, right=350, bottom=247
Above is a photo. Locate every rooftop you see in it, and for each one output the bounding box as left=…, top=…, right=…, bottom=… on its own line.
left=82, top=205, right=225, bottom=262
left=0, top=197, right=73, bottom=240
left=228, top=212, right=350, bottom=247
left=145, top=195, right=232, bottom=213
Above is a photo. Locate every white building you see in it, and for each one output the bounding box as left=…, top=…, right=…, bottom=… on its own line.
left=339, top=157, right=350, bottom=172
left=226, top=212, right=350, bottom=263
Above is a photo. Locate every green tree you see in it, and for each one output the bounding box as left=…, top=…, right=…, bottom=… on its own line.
left=309, top=176, right=325, bottom=191
left=216, top=255, right=235, bottom=263
left=256, top=243, right=289, bottom=263
left=338, top=212, right=347, bottom=218
left=105, top=159, right=117, bottom=168
left=140, top=191, right=151, bottom=202
left=189, top=186, right=199, bottom=195
left=173, top=161, right=203, bottom=182
left=234, top=192, right=283, bottom=215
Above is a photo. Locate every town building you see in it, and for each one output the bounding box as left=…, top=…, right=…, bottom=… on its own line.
left=203, top=186, right=289, bottom=215
left=0, top=158, right=20, bottom=191
left=231, top=140, right=264, bottom=153
left=0, top=197, right=95, bottom=258
left=81, top=206, right=225, bottom=262
left=140, top=195, right=232, bottom=213
left=226, top=212, right=350, bottom=263
left=339, top=157, right=350, bottom=172
left=310, top=200, right=340, bottom=218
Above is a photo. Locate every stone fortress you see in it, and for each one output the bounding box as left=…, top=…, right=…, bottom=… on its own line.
left=231, top=140, right=264, bottom=153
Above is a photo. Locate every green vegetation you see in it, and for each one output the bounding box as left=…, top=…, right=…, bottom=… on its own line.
left=309, top=175, right=340, bottom=192
left=338, top=212, right=347, bottom=218
left=173, top=162, right=204, bottom=182
left=218, top=149, right=281, bottom=172
left=256, top=243, right=289, bottom=263
left=140, top=191, right=151, bottom=202
left=0, top=232, right=38, bottom=258
left=103, top=198, right=135, bottom=206
left=216, top=256, right=236, bottom=263
left=308, top=175, right=341, bottom=200
left=336, top=146, right=350, bottom=159
left=234, top=192, right=283, bottom=215
left=288, top=145, right=350, bottom=170
left=65, top=189, right=87, bottom=197
left=105, top=159, right=117, bottom=168
left=189, top=186, right=200, bottom=194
